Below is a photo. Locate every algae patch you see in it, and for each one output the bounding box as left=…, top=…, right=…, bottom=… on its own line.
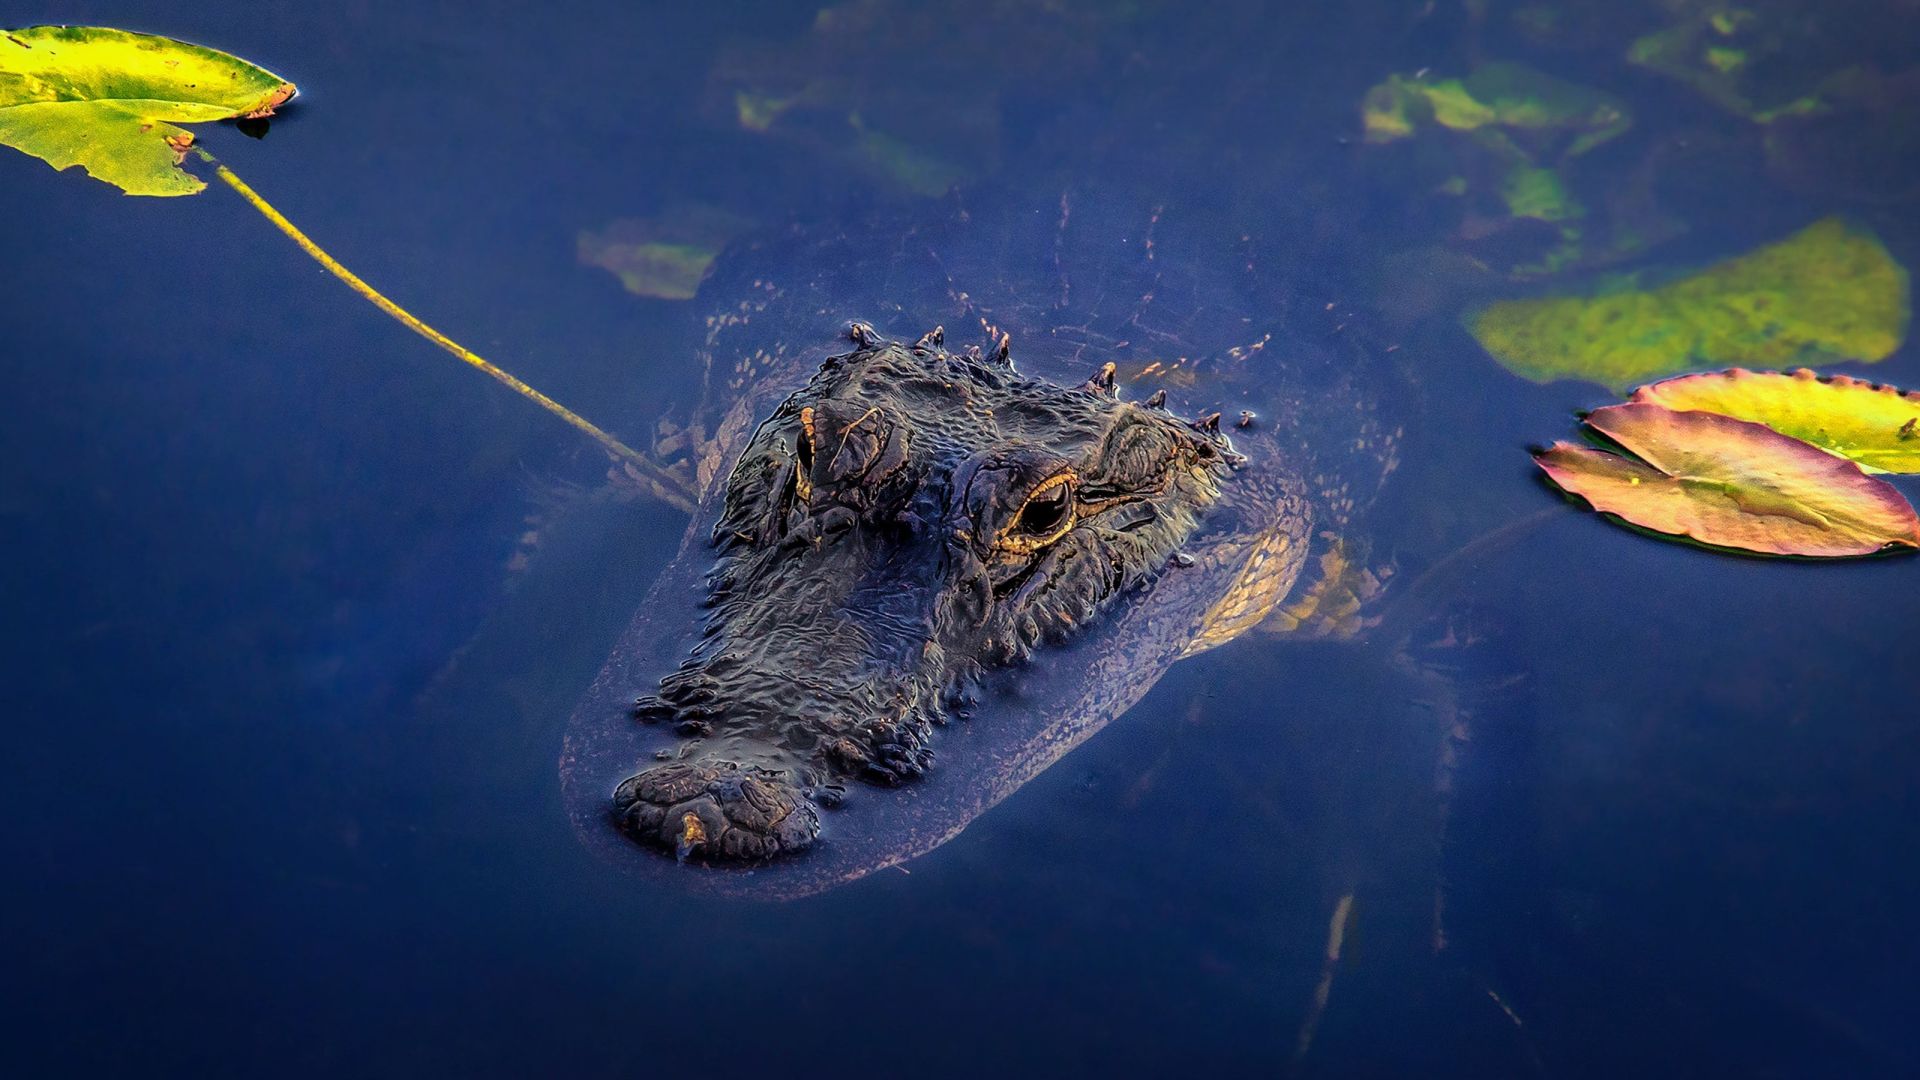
left=1361, top=62, right=1630, bottom=157
left=578, top=207, right=755, bottom=301
left=1468, top=218, right=1910, bottom=389
left=1359, top=61, right=1631, bottom=279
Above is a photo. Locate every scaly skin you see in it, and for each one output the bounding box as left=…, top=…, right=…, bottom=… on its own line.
left=616, top=326, right=1241, bottom=864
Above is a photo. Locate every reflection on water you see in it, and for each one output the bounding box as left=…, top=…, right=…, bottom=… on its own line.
left=2, top=0, right=1917, bottom=1075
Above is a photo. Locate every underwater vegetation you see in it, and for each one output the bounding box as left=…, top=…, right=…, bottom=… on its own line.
left=1345, top=0, right=1920, bottom=561
left=577, top=206, right=755, bottom=301
left=1469, top=218, right=1909, bottom=390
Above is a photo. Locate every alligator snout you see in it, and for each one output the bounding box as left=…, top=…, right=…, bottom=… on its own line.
left=613, top=760, right=820, bottom=863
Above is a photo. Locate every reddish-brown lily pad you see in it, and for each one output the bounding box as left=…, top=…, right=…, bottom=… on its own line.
left=1535, top=402, right=1920, bottom=557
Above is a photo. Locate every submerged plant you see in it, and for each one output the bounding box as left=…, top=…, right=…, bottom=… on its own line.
left=1470, top=218, right=1911, bottom=390
left=1358, top=61, right=1648, bottom=280
left=1361, top=61, right=1631, bottom=159
left=578, top=206, right=755, bottom=302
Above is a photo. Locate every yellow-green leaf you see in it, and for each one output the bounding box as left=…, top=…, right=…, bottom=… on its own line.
left=1470, top=218, right=1911, bottom=390
left=0, top=26, right=295, bottom=195
left=1535, top=402, right=1920, bottom=557
left=1632, top=368, right=1920, bottom=475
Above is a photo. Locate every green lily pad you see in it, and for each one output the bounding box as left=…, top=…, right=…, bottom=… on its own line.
left=0, top=25, right=295, bottom=195
left=1469, top=218, right=1911, bottom=389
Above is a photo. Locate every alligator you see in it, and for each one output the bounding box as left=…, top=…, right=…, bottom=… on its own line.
left=559, top=188, right=1404, bottom=895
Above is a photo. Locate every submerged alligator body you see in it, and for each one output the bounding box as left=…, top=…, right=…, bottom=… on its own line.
left=560, top=188, right=1403, bottom=894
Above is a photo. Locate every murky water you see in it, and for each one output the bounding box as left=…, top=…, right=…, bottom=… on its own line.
left=4, top=1, right=1917, bottom=1075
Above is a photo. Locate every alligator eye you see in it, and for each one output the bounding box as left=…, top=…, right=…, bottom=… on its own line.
left=793, top=407, right=816, bottom=502
left=1001, top=472, right=1076, bottom=552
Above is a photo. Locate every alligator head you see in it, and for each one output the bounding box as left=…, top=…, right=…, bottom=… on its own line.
left=613, top=325, right=1241, bottom=864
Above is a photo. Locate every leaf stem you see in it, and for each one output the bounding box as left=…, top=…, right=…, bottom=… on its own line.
left=194, top=148, right=694, bottom=512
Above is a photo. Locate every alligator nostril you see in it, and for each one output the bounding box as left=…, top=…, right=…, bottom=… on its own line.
left=664, top=797, right=728, bottom=862
left=675, top=810, right=707, bottom=862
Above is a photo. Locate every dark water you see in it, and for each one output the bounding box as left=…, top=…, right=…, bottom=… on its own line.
left=4, top=1, right=1918, bottom=1076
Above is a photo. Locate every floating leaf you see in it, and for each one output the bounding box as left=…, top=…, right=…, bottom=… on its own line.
left=1632, top=368, right=1920, bottom=474
left=0, top=26, right=295, bottom=195
left=1535, top=402, right=1920, bottom=557
left=1470, top=218, right=1911, bottom=389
